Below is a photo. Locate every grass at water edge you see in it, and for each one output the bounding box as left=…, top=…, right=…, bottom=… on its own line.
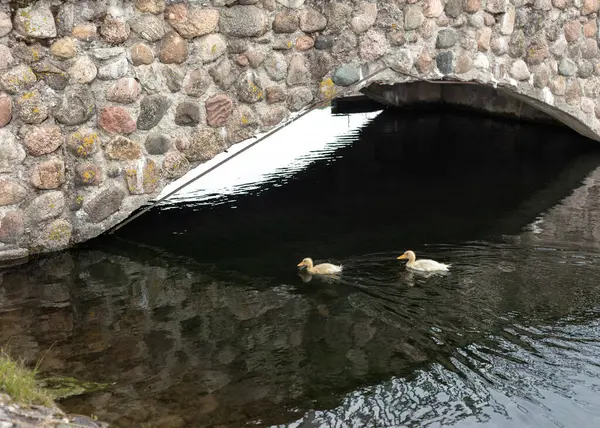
left=0, top=349, right=53, bottom=407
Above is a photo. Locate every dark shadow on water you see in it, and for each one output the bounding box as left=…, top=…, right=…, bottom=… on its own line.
left=114, top=108, right=600, bottom=279
left=3, top=107, right=600, bottom=427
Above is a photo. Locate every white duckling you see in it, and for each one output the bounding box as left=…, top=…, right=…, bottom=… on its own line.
left=397, top=250, right=450, bottom=272
left=297, top=257, right=342, bottom=275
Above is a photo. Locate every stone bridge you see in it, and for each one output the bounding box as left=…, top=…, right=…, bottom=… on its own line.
left=0, top=0, right=599, bottom=261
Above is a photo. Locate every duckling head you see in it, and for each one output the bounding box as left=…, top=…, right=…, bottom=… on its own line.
left=397, top=250, right=415, bottom=260
left=297, top=257, right=314, bottom=269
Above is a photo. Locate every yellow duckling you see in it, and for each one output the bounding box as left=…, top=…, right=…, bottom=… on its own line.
left=297, top=257, right=343, bottom=275
left=397, top=250, right=450, bottom=272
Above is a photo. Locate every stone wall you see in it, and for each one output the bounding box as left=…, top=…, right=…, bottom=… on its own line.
left=0, top=0, right=600, bottom=261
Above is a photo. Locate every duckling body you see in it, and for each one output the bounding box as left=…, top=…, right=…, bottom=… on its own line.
left=397, top=251, right=450, bottom=272
left=297, top=257, right=342, bottom=275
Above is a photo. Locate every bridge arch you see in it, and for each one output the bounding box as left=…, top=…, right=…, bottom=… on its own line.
left=0, top=0, right=598, bottom=260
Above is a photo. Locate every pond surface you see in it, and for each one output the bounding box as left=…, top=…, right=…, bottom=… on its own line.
left=3, top=107, right=600, bottom=427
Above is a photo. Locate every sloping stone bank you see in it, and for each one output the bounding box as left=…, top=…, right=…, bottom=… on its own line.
left=0, top=393, right=108, bottom=427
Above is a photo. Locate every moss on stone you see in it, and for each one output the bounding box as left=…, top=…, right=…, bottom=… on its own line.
left=40, top=376, right=113, bottom=400
left=143, top=161, right=159, bottom=189
left=81, top=169, right=96, bottom=184
left=69, top=130, right=98, bottom=157
left=319, top=78, right=336, bottom=99
left=47, top=222, right=70, bottom=243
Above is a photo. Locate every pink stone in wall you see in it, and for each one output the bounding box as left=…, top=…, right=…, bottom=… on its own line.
left=582, top=0, right=599, bottom=15
left=130, top=43, right=154, bottom=66
left=464, top=0, right=481, bottom=13
left=99, top=106, right=137, bottom=135
left=415, top=49, right=434, bottom=73
left=266, top=86, right=286, bottom=104
left=158, top=31, right=189, bottom=64
left=0, top=93, right=12, bottom=128
left=205, top=94, right=234, bottom=127
left=424, top=0, right=443, bottom=17
left=236, top=54, right=249, bottom=67
left=0, top=210, right=24, bottom=244
left=72, top=23, right=98, bottom=42
left=0, top=179, right=26, bottom=206
left=477, top=27, right=492, bottom=52
left=455, top=54, right=473, bottom=74
left=165, top=4, right=219, bottom=39
left=564, top=20, right=581, bottom=43
left=164, top=4, right=187, bottom=26
left=584, top=20, right=597, bottom=38
left=295, top=35, right=314, bottom=51
left=359, top=31, right=389, bottom=62
left=106, top=78, right=142, bottom=104
left=23, top=125, right=64, bottom=157
left=299, top=7, right=327, bottom=33
left=31, top=159, right=66, bottom=190
left=100, top=16, right=131, bottom=45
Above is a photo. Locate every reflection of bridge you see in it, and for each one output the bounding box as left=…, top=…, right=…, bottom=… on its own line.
left=3, top=206, right=600, bottom=427
left=2, top=0, right=600, bottom=261
left=0, top=244, right=430, bottom=427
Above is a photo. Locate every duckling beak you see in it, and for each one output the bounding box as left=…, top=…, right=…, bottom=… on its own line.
left=397, top=254, right=407, bottom=260
left=297, top=262, right=304, bottom=267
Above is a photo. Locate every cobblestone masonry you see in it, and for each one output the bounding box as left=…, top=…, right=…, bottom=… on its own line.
left=0, top=0, right=600, bottom=261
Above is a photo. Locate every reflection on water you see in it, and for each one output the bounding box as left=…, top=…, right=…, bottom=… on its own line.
left=157, top=108, right=380, bottom=206
left=3, top=108, right=600, bottom=427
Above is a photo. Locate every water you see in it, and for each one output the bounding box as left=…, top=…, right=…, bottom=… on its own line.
left=3, top=107, right=600, bottom=427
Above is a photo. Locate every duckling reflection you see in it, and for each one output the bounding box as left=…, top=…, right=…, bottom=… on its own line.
left=298, top=270, right=313, bottom=283
left=297, top=269, right=341, bottom=284
left=398, top=269, right=449, bottom=286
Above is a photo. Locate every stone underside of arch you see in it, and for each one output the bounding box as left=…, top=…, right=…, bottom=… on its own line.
left=0, top=0, right=599, bottom=261
left=361, top=81, right=600, bottom=142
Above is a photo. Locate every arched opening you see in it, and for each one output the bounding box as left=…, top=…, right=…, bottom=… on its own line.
left=112, top=101, right=600, bottom=274
left=360, top=81, right=600, bottom=142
